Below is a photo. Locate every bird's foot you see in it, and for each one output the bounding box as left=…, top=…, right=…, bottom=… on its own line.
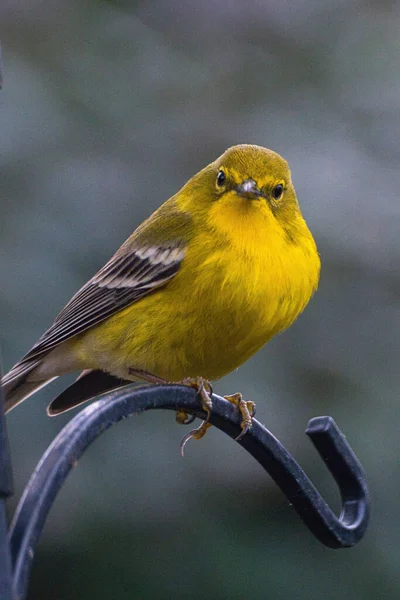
left=174, top=377, right=214, bottom=456
left=223, top=392, right=256, bottom=441
left=127, top=369, right=213, bottom=451
left=128, top=367, right=167, bottom=385
left=177, top=380, right=256, bottom=453
left=127, top=370, right=255, bottom=451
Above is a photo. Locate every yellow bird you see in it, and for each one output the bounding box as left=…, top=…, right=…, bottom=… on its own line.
left=2, top=144, right=320, bottom=448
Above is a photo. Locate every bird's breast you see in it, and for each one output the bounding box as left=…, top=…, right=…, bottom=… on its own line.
left=166, top=228, right=319, bottom=378
left=78, top=223, right=319, bottom=382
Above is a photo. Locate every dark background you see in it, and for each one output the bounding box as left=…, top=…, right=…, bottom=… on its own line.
left=1, top=1, right=399, bottom=598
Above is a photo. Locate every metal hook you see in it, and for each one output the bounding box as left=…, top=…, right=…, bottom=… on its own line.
left=8, top=384, right=370, bottom=600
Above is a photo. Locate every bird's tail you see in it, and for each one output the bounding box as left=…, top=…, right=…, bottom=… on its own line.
left=1, top=359, right=57, bottom=414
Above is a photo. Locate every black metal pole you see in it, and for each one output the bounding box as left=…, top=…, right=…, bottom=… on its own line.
left=0, top=42, right=14, bottom=600
left=0, top=376, right=14, bottom=600
left=8, top=384, right=369, bottom=600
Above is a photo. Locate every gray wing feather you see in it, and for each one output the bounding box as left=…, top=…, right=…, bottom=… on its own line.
left=21, top=244, right=185, bottom=363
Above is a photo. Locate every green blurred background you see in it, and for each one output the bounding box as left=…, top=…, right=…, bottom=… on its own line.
left=1, top=1, right=399, bottom=598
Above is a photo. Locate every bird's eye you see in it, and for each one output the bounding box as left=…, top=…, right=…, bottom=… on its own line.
left=216, top=170, right=226, bottom=187
left=272, top=183, right=284, bottom=200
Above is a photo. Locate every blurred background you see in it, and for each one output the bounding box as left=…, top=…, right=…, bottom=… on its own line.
left=1, top=0, right=399, bottom=598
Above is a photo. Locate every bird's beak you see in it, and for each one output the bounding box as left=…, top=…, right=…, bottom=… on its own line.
left=235, top=179, right=262, bottom=199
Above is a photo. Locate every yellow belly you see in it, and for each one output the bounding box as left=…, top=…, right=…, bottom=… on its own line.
left=75, top=221, right=319, bottom=382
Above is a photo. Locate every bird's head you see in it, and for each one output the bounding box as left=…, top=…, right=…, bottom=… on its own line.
left=210, top=144, right=299, bottom=215
left=181, top=144, right=306, bottom=244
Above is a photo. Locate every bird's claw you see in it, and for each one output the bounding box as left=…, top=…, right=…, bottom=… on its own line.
left=175, top=377, right=214, bottom=454
left=176, top=380, right=256, bottom=453
left=175, top=411, right=196, bottom=425
left=178, top=376, right=213, bottom=417
left=224, top=393, right=256, bottom=441
left=179, top=422, right=212, bottom=456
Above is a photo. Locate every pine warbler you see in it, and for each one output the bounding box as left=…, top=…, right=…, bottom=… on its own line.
left=2, top=144, right=320, bottom=447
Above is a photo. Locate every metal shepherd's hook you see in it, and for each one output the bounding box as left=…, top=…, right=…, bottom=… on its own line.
left=4, top=384, right=370, bottom=600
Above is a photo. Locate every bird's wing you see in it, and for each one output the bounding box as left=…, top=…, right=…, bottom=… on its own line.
left=47, top=369, right=131, bottom=415
left=21, top=242, right=186, bottom=362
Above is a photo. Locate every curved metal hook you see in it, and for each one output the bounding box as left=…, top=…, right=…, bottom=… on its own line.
left=9, top=384, right=370, bottom=600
